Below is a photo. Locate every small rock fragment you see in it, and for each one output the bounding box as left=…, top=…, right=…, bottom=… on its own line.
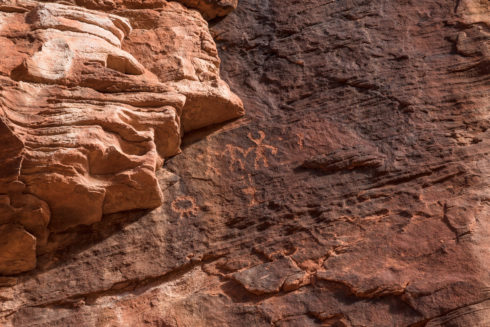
left=232, top=257, right=302, bottom=295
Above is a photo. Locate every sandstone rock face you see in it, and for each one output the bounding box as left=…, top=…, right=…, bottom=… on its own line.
left=0, top=0, right=489, bottom=326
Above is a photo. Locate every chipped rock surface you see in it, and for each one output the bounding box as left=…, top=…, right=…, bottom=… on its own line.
left=232, top=257, right=304, bottom=295
left=0, top=0, right=489, bottom=326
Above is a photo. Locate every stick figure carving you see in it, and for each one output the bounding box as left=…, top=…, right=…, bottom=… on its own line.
left=247, top=131, right=278, bottom=169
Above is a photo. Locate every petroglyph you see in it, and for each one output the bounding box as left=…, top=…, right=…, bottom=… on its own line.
left=171, top=196, right=198, bottom=218
left=247, top=131, right=278, bottom=169
left=222, top=131, right=278, bottom=171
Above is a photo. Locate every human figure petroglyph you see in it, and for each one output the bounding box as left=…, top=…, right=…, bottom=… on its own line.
left=247, top=131, right=278, bottom=169
left=223, top=144, right=251, bottom=171
left=222, top=131, right=278, bottom=172
left=220, top=132, right=277, bottom=207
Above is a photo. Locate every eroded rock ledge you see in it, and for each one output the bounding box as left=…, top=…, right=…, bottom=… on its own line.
left=0, top=0, right=243, bottom=274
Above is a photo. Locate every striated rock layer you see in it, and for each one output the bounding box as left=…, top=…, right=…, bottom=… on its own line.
left=0, top=0, right=489, bottom=326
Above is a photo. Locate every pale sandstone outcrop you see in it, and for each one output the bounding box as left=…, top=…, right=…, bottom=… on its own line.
left=0, top=0, right=243, bottom=273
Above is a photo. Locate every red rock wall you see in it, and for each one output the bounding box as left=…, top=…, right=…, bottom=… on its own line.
left=0, top=0, right=489, bottom=326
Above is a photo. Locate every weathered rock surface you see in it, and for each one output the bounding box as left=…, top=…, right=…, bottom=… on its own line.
left=0, top=0, right=489, bottom=326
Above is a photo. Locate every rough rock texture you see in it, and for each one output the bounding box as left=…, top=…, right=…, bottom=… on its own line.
left=0, top=0, right=489, bottom=326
